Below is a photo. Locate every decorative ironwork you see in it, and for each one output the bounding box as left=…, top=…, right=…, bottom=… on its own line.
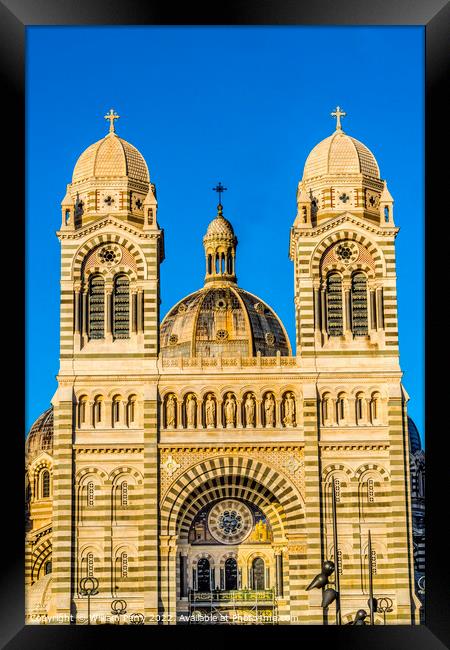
left=351, top=272, right=368, bottom=336
left=113, top=275, right=130, bottom=339
left=79, top=577, right=99, bottom=625
left=327, top=274, right=343, bottom=336
left=89, top=275, right=105, bottom=339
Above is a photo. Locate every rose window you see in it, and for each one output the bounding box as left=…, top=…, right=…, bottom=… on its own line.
left=334, top=242, right=359, bottom=265
left=216, top=329, right=228, bottom=340
left=208, top=499, right=253, bottom=544
left=97, top=244, right=122, bottom=267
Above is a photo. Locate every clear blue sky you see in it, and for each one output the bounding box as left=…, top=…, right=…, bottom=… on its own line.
left=26, top=26, right=424, bottom=441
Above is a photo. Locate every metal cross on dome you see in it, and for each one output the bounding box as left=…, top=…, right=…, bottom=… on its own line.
left=331, top=106, right=346, bottom=131
left=212, top=182, right=227, bottom=206
left=104, top=108, right=120, bottom=133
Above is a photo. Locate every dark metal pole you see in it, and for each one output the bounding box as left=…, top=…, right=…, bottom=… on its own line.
left=87, top=592, right=91, bottom=626
left=331, top=477, right=341, bottom=625
left=368, top=529, right=374, bottom=625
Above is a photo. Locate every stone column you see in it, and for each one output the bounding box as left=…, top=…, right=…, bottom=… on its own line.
left=255, top=399, right=262, bottom=428
left=276, top=399, right=282, bottom=427
left=177, top=399, right=183, bottom=430
left=105, top=281, right=113, bottom=341
left=236, top=399, right=243, bottom=428
left=370, top=289, right=377, bottom=330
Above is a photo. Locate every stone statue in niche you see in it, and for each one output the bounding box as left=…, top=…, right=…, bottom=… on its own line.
left=186, top=394, right=196, bottom=428
left=205, top=394, right=216, bottom=428
left=264, top=393, right=275, bottom=427
left=244, top=393, right=255, bottom=427
left=283, top=393, right=296, bottom=427
left=224, top=393, right=236, bottom=428
left=166, top=394, right=176, bottom=428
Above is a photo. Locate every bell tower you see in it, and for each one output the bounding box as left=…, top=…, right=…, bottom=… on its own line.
left=51, top=111, right=164, bottom=621
left=291, top=108, right=419, bottom=623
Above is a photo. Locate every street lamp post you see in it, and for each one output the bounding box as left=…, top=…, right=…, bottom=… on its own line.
left=377, top=597, right=393, bottom=626
left=331, top=477, right=341, bottom=626
left=111, top=599, right=127, bottom=625
left=79, top=577, right=99, bottom=625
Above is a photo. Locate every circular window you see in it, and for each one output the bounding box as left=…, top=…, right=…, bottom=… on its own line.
left=254, top=302, right=265, bottom=315
left=169, top=334, right=178, bottom=345
left=265, top=332, right=275, bottom=346
left=216, top=329, right=229, bottom=340
left=215, top=299, right=227, bottom=310
left=177, top=303, right=187, bottom=313
left=208, top=499, right=253, bottom=544
left=334, top=242, right=359, bottom=265
left=97, top=244, right=122, bottom=267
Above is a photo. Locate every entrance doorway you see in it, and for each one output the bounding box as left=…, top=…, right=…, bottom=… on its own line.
left=224, top=557, right=238, bottom=590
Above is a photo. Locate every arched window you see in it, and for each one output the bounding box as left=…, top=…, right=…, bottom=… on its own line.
left=384, top=206, right=390, bottom=222
left=112, top=396, right=121, bottom=426
left=121, top=552, right=128, bottom=578
left=44, top=560, right=52, bottom=575
left=351, top=273, right=368, bottom=336
left=113, top=275, right=130, bottom=339
left=370, top=392, right=381, bottom=423
left=367, top=478, right=375, bottom=503
left=88, top=275, right=105, bottom=339
left=207, top=254, right=212, bottom=275
left=41, top=470, right=50, bottom=498
left=336, top=393, right=347, bottom=423
left=322, top=393, right=331, bottom=425
left=93, top=396, right=103, bottom=426
left=87, top=552, right=94, bottom=577
left=327, top=274, right=343, bottom=336
left=356, top=392, right=366, bottom=424
left=333, top=477, right=341, bottom=503
left=121, top=482, right=128, bottom=507
left=78, top=396, right=88, bottom=427
left=224, top=558, right=237, bottom=590
left=252, top=558, right=265, bottom=590
left=127, top=395, right=136, bottom=426
left=197, top=558, right=211, bottom=591
left=87, top=481, right=95, bottom=507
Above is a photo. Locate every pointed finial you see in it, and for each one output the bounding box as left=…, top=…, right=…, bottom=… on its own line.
left=331, top=105, right=346, bottom=131
left=104, top=108, right=120, bottom=133
left=212, top=182, right=227, bottom=212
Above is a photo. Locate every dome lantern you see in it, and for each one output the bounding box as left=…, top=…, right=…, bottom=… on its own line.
left=203, top=185, right=238, bottom=285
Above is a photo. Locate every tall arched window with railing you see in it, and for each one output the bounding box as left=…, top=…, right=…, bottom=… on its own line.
left=88, top=275, right=105, bottom=339
left=351, top=272, right=368, bottom=336
left=113, top=274, right=130, bottom=339
left=326, top=273, right=343, bottom=336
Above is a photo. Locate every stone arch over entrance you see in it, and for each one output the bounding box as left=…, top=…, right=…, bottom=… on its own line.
left=160, top=454, right=304, bottom=538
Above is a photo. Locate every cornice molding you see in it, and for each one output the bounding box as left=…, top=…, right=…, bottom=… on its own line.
left=57, top=216, right=162, bottom=241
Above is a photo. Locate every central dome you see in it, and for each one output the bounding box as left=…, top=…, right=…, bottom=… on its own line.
left=160, top=285, right=291, bottom=358
left=303, top=129, right=380, bottom=180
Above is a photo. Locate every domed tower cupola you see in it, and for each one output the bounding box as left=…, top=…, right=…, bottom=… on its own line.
left=60, top=109, right=156, bottom=231
left=203, top=185, right=238, bottom=285
left=295, top=106, right=393, bottom=228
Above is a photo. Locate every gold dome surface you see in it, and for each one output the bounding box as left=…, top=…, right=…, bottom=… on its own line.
left=205, top=213, right=235, bottom=238
left=303, top=129, right=380, bottom=180
left=161, top=285, right=291, bottom=358
left=72, top=132, right=150, bottom=185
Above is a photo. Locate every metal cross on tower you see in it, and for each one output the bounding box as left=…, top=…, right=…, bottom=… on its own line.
left=104, top=108, right=120, bottom=133
left=212, top=182, right=227, bottom=206
left=331, top=106, right=346, bottom=131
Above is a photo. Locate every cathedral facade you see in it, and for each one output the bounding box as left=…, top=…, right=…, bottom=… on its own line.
left=25, top=108, right=420, bottom=624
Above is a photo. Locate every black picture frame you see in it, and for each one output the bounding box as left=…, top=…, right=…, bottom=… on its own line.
left=1, top=1, right=448, bottom=647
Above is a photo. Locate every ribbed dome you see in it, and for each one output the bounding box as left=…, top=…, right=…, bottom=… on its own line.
left=205, top=214, right=235, bottom=238
left=161, top=285, right=291, bottom=358
left=26, top=407, right=53, bottom=458
left=303, top=129, right=380, bottom=180
left=72, top=132, right=149, bottom=185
